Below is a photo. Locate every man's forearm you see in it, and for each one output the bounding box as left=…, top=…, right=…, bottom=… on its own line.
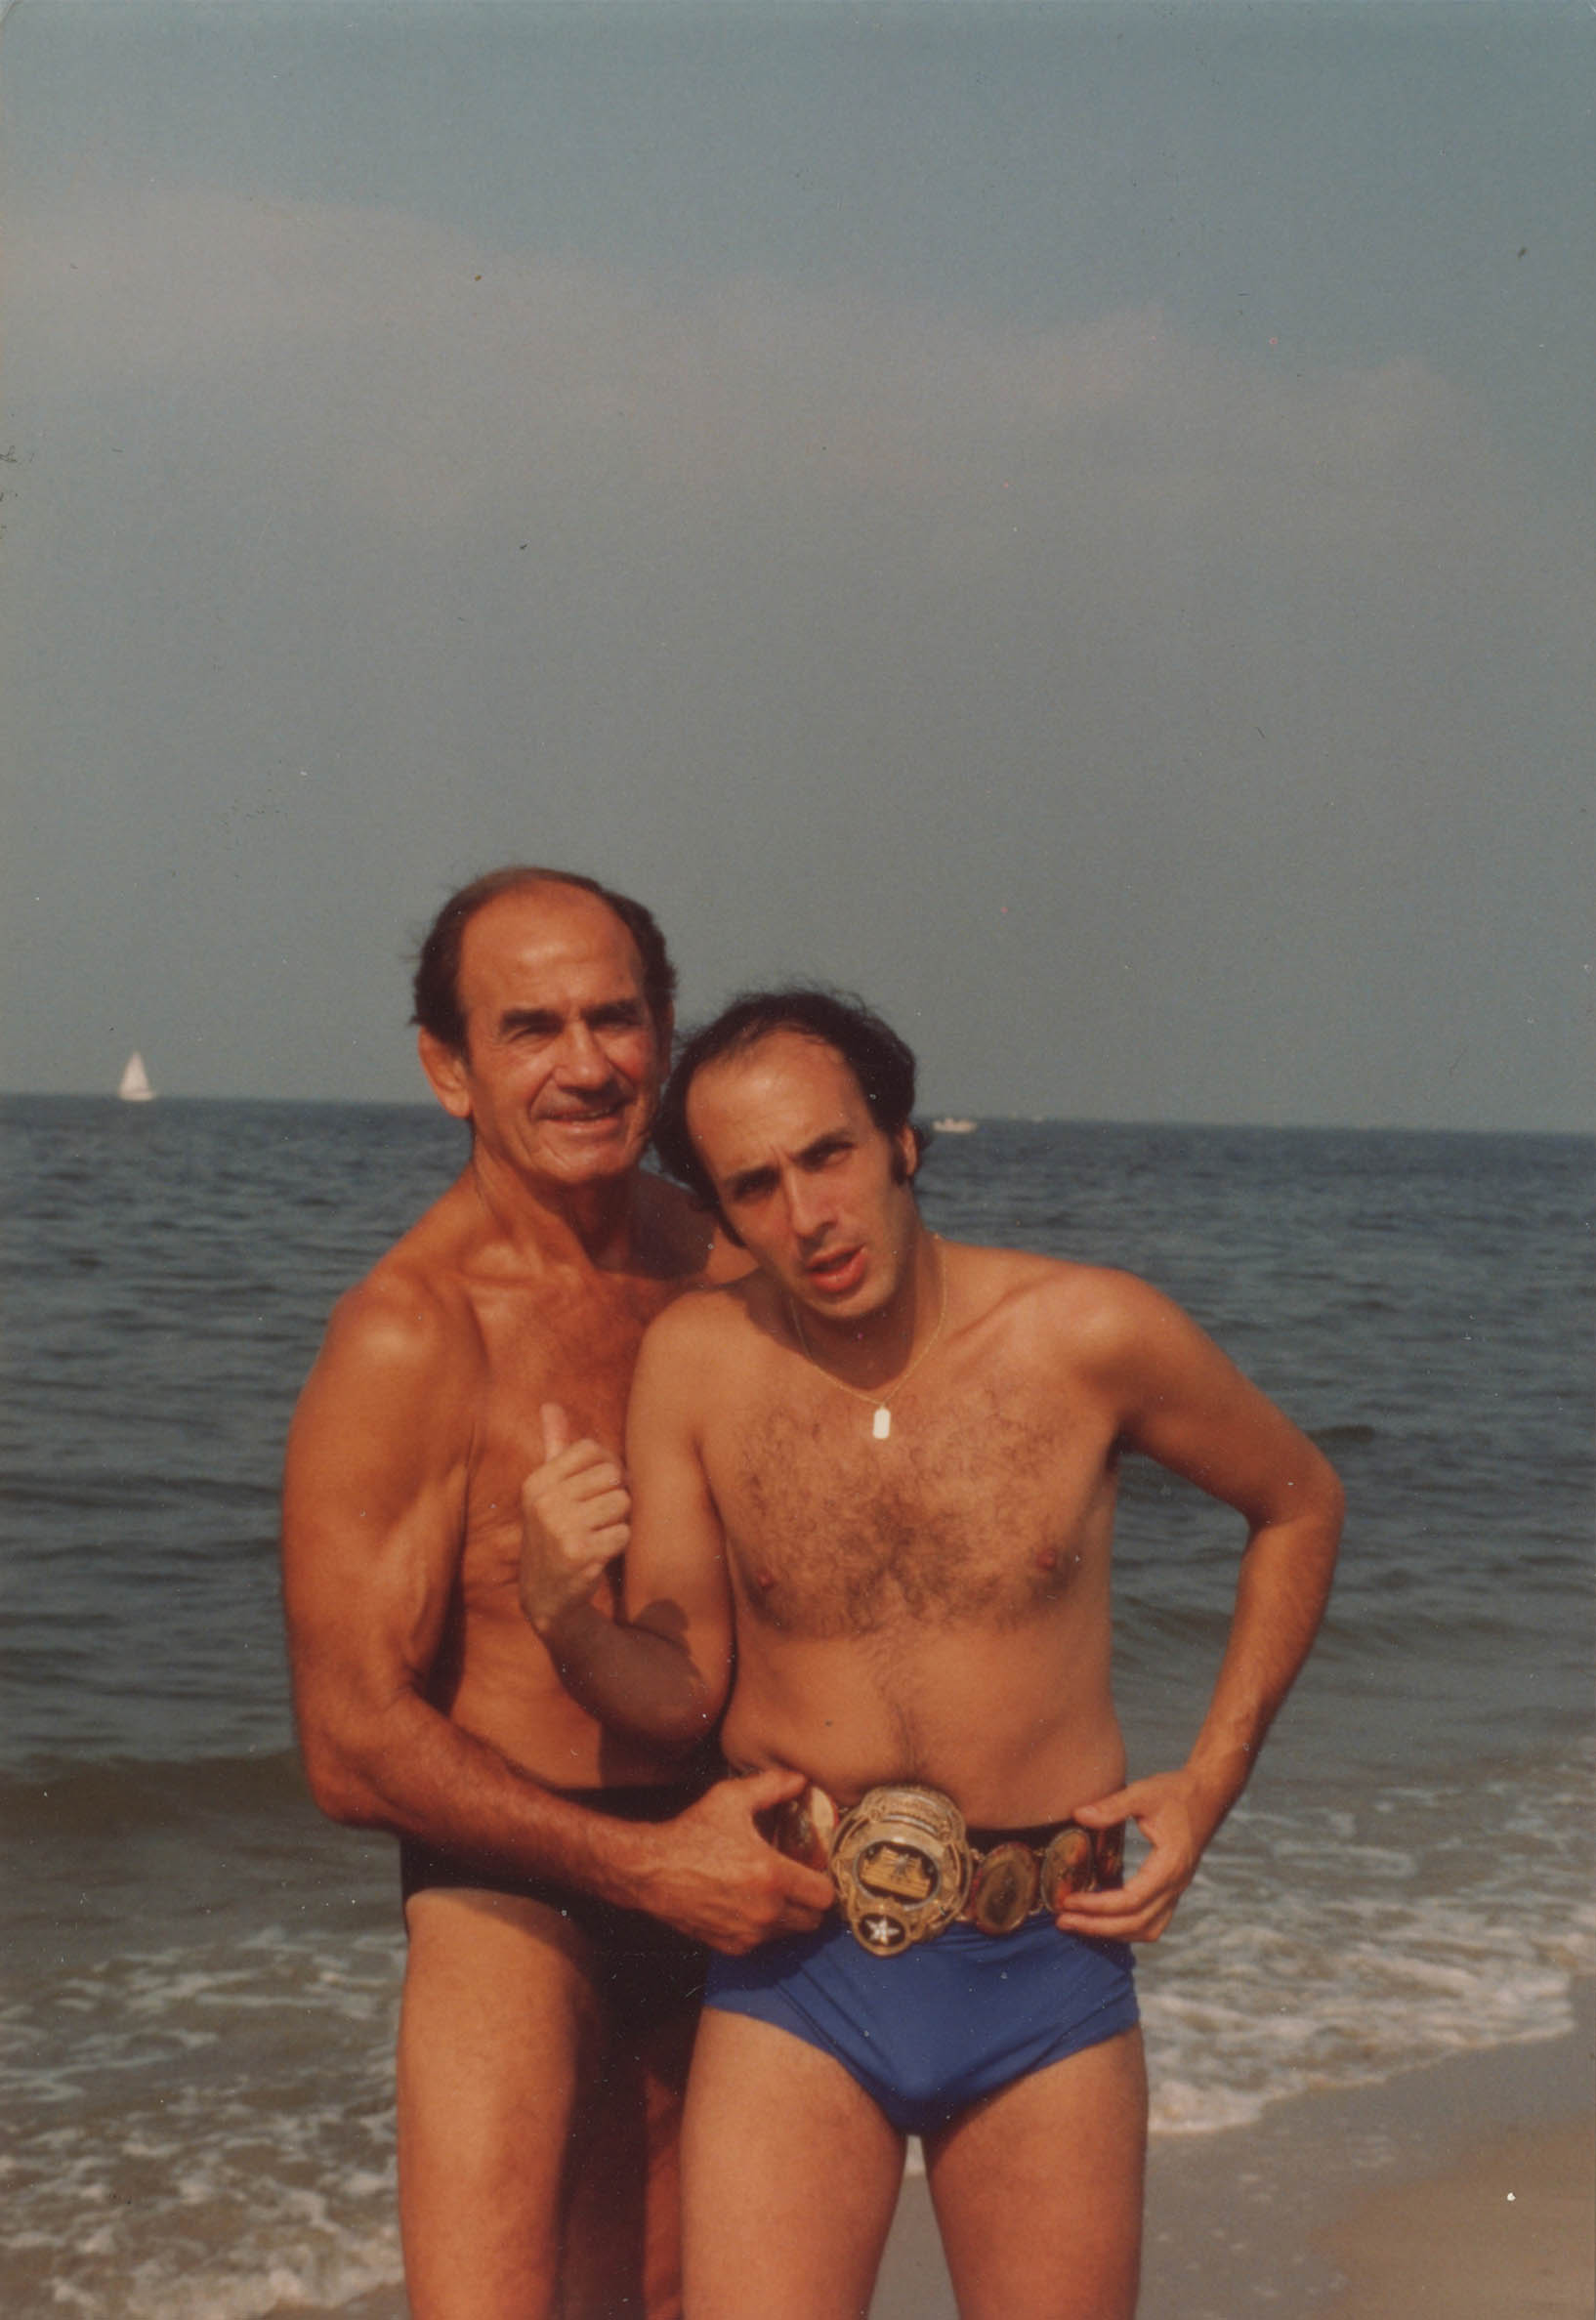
left=1183, top=1497, right=1342, bottom=1826
left=297, top=1680, right=678, bottom=1911
left=299, top=1679, right=837, bottom=1952
left=1062, top=1486, right=1340, bottom=1943
left=537, top=1602, right=714, bottom=1756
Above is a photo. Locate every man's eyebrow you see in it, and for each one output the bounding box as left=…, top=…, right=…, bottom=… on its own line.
left=722, top=1130, right=852, bottom=1197
left=497, top=1006, right=564, bottom=1034
left=494, top=997, right=645, bottom=1035
left=797, top=1130, right=853, bottom=1164
left=724, top=1162, right=778, bottom=1200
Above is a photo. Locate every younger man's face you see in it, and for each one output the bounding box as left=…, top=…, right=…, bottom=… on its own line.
left=686, top=1030, right=919, bottom=1324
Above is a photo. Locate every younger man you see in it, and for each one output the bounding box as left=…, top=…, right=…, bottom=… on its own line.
left=522, top=989, right=1343, bottom=2320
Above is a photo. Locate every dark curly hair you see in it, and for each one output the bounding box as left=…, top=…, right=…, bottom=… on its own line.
left=652, top=987, right=927, bottom=1226
left=411, top=866, right=676, bottom=1054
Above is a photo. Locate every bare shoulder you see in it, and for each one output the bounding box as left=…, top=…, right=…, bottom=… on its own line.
left=636, top=1268, right=762, bottom=1366
left=632, top=1272, right=781, bottom=1428
left=293, top=1190, right=484, bottom=1427
left=325, top=1252, right=469, bottom=1371
left=951, top=1242, right=1185, bottom=1368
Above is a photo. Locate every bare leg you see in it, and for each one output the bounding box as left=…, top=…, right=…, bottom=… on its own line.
left=563, top=1998, right=696, bottom=2320
left=398, top=1886, right=692, bottom=2320
left=682, top=2008, right=906, bottom=2320
left=924, top=2025, right=1148, bottom=2320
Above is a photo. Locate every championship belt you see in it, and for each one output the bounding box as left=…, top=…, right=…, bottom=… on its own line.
left=827, top=1785, right=973, bottom=1956
left=768, top=1777, right=1125, bottom=1955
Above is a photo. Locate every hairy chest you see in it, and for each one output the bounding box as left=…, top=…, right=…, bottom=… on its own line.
left=708, top=1371, right=1117, bottom=1640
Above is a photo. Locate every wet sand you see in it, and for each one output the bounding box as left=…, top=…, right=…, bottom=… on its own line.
left=1316, top=2119, right=1592, bottom=2319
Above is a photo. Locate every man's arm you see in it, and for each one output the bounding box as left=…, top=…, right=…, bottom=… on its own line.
left=520, top=1310, right=737, bottom=1753
left=1059, top=1274, right=1343, bottom=1943
left=282, top=1283, right=827, bottom=1951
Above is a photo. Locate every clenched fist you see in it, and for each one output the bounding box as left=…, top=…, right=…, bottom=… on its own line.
left=519, top=1403, right=630, bottom=1636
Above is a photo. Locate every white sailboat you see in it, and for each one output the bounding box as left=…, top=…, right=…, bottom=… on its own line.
left=931, top=1116, right=977, bottom=1134
left=117, top=1051, right=155, bottom=1103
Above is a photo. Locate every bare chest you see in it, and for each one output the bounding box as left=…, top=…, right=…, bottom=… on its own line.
left=708, top=1364, right=1117, bottom=1639
left=459, top=1272, right=677, bottom=1598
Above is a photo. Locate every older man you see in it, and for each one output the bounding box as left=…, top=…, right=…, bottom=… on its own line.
left=281, top=882, right=830, bottom=2320
left=520, top=988, right=1343, bottom=2320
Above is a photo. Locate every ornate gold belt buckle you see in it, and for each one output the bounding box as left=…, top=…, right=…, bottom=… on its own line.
left=829, top=1785, right=973, bottom=1956
left=1037, top=1818, right=1123, bottom=1911
left=967, top=1840, right=1041, bottom=1935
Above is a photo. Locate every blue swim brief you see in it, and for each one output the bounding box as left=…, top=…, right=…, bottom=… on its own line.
left=703, top=1915, right=1138, bottom=2138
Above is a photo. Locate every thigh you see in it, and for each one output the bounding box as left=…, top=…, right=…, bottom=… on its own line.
left=563, top=1992, right=698, bottom=2320
left=683, top=2007, right=906, bottom=2320
left=397, top=1885, right=619, bottom=2320
left=924, top=2025, right=1148, bottom=2320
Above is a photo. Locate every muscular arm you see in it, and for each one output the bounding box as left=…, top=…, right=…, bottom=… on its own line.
left=283, top=1281, right=824, bottom=1950
left=521, top=1312, right=736, bottom=1754
left=1060, top=1274, right=1343, bottom=1941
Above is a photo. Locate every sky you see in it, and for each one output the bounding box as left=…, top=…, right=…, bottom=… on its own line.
left=1, top=0, right=1591, bottom=1128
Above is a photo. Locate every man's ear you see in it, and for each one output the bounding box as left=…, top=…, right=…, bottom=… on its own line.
left=894, top=1122, right=920, bottom=1183
left=417, top=1029, right=473, bottom=1121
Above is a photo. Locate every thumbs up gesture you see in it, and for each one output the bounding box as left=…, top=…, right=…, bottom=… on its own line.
left=519, top=1404, right=632, bottom=1637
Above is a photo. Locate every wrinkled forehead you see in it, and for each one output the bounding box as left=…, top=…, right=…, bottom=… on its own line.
left=458, top=882, right=649, bottom=1013
left=685, top=1030, right=871, bottom=1169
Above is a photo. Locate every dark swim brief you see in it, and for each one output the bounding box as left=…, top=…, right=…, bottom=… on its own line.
left=399, top=1784, right=708, bottom=2037
left=703, top=1914, right=1138, bottom=2137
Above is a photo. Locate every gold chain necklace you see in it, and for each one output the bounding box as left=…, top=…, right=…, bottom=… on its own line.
left=786, top=1239, right=947, bottom=1442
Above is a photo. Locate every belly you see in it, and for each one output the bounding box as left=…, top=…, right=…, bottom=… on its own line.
left=721, top=1620, right=1126, bottom=1826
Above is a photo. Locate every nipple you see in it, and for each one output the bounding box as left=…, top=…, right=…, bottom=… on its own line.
left=1036, top=1548, right=1059, bottom=1571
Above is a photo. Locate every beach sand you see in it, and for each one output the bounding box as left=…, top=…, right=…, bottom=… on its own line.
left=872, top=1978, right=1594, bottom=2319
left=294, top=1982, right=1593, bottom=2318
left=1316, top=2119, right=1592, bottom=2319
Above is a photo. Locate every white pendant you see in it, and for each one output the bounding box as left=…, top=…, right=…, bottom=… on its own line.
left=872, top=1406, right=892, bottom=1441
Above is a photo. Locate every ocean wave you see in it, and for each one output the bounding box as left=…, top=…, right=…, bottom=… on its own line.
left=0, top=1750, right=312, bottom=1835
left=1140, top=1746, right=1596, bottom=2135
left=0, top=1899, right=408, bottom=2315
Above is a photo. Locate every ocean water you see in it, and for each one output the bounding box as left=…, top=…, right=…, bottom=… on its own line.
left=2, top=1097, right=1591, bottom=2316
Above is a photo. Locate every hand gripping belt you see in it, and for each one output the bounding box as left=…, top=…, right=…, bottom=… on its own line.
left=773, top=1781, right=1125, bottom=1957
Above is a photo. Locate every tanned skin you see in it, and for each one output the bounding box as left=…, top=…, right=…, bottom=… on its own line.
left=281, top=895, right=831, bottom=2320
left=521, top=1028, right=1344, bottom=2320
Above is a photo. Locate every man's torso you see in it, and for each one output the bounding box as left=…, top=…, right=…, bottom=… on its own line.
left=693, top=1244, right=1131, bottom=1823
left=386, top=1170, right=713, bottom=1786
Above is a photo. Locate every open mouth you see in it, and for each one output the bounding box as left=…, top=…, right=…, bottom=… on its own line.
left=804, top=1245, right=867, bottom=1297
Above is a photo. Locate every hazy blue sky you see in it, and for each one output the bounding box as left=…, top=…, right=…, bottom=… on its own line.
left=2, top=0, right=1591, bottom=1126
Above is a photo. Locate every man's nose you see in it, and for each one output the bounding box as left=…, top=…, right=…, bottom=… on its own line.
left=783, top=1170, right=833, bottom=1242
left=554, top=1022, right=614, bottom=1082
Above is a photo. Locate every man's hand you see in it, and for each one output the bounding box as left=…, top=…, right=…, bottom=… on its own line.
left=520, top=1403, right=630, bottom=1635
left=632, top=1770, right=836, bottom=1955
left=1054, top=1768, right=1232, bottom=1944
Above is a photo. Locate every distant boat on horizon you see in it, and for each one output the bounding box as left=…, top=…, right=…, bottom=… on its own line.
left=931, top=1116, right=977, bottom=1134
left=117, top=1051, right=155, bottom=1103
